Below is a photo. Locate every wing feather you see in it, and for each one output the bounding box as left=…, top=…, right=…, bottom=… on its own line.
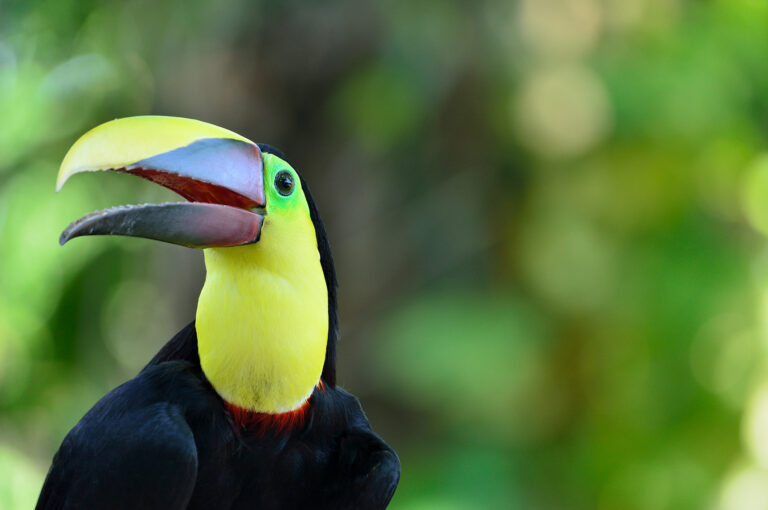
left=37, top=366, right=199, bottom=510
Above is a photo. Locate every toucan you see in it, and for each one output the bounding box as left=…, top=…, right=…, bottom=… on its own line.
left=36, top=116, right=400, bottom=509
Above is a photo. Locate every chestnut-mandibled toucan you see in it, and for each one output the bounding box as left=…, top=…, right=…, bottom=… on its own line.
left=36, top=116, right=400, bottom=509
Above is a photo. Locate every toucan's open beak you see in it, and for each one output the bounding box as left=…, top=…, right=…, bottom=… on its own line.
left=57, top=116, right=265, bottom=248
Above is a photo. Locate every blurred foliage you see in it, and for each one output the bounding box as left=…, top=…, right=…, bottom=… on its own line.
left=2, top=0, right=768, bottom=508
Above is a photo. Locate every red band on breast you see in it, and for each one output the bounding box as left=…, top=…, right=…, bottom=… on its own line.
left=225, top=381, right=324, bottom=436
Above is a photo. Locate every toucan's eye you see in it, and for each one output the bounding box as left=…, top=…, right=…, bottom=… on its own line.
left=274, top=171, right=294, bottom=196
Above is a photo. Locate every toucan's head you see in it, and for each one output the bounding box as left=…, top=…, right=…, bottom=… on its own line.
left=58, top=116, right=338, bottom=414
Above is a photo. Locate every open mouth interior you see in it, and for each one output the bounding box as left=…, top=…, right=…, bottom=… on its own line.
left=116, top=167, right=262, bottom=209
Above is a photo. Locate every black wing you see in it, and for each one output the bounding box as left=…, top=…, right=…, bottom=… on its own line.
left=37, top=362, right=199, bottom=510
left=328, top=428, right=400, bottom=509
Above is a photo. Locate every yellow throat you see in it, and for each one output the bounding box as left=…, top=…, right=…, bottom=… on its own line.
left=195, top=160, right=328, bottom=414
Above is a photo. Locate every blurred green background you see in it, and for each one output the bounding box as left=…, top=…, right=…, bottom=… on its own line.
left=2, top=0, right=768, bottom=508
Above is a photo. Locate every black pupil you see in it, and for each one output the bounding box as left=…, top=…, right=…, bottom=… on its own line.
left=276, top=171, right=294, bottom=195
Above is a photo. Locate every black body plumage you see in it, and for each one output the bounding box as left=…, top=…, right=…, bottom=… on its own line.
left=36, top=323, right=400, bottom=509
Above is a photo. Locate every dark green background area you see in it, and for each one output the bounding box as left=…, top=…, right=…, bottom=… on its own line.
left=2, top=1, right=768, bottom=508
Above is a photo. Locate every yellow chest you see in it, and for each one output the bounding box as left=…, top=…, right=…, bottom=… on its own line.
left=195, top=211, right=328, bottom=414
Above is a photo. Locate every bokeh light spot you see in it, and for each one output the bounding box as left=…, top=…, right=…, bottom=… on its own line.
left=513, top=65, right=613, bottom=159
left=719, top=466, right=768, bottom=510
left=519, top=0, right=602, bottom=57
